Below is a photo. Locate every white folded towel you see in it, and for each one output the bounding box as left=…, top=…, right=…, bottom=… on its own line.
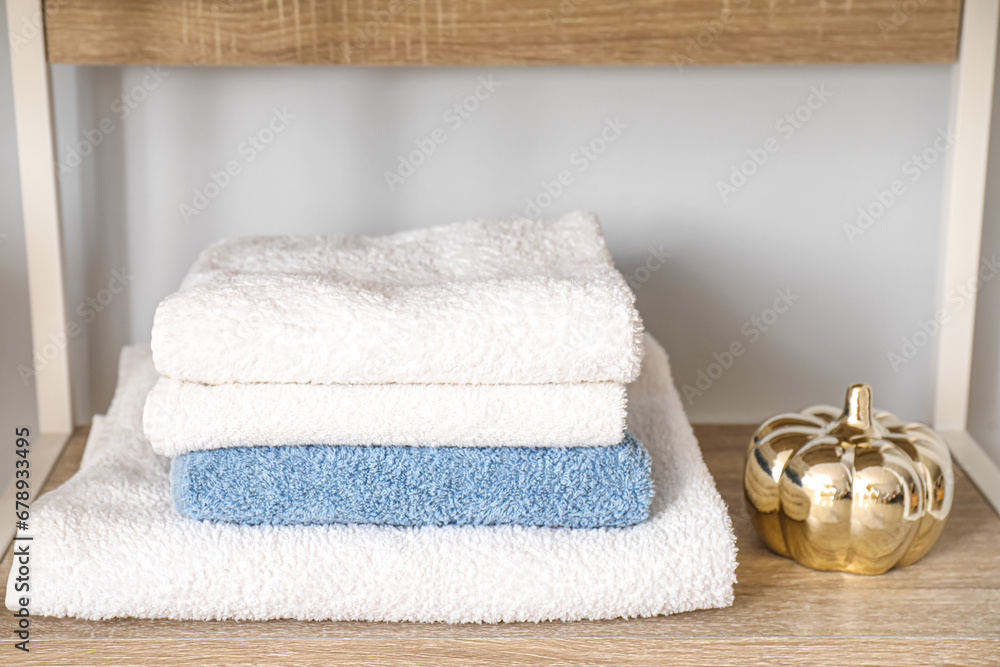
left=150, top=211, right=644, bottom=385
left=6, top=335, right=735, bottom=622
left=143, top=377, right=626, bottom=455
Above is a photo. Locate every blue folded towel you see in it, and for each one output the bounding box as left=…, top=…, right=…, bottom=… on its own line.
left=171, top=433, right=653, bottom=528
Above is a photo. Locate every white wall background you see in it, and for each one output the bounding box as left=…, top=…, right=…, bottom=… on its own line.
left=52, top=63, right=953, bottom=425
left=10, top=1, right=996, bottom=488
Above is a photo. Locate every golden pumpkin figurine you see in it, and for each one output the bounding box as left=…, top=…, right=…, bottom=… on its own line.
left=744, top=383, right=953, bottom=575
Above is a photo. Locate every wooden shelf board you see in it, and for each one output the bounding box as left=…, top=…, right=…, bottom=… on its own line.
left=43, top=0, right=963, bottom=66
left=2, top=424, right=998, bottom=665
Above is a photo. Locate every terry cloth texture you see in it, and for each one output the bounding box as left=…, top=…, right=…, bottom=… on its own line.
left=6, top=335, right=736, bottom=622
left=144, top=378, right=626, bottom=455
left=171, top=433, right=652, bottom=528
left=150, top=211, right=644, bottom=385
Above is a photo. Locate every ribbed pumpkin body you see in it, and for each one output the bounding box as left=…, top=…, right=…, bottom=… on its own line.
left=744, top=385, right=953, bottom=575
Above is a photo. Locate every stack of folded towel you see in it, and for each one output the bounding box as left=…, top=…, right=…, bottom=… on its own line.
left=144, top=211, right=651, bottom=529
left=5, top=211, right=737, bottom=623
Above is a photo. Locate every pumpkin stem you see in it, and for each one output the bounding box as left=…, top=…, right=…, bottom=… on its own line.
left=832, top=383, right=875, bottom=439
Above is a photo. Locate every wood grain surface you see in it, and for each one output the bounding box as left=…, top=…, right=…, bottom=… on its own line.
left=42, top=0, right=963, bottom=66
left=2, top=424, right=998, bottom=666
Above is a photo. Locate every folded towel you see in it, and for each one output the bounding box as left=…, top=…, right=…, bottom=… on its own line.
left=150, top=211, right=644, bottom=385
left=6, top=335, right=736, bottom=622
left=144, top=377, right=626, bottom=455
left=172, top=433, right=651, bottom=528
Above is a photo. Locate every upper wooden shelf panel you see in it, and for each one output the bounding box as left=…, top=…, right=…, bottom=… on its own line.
left=44, top=0, right=963, bottom=66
